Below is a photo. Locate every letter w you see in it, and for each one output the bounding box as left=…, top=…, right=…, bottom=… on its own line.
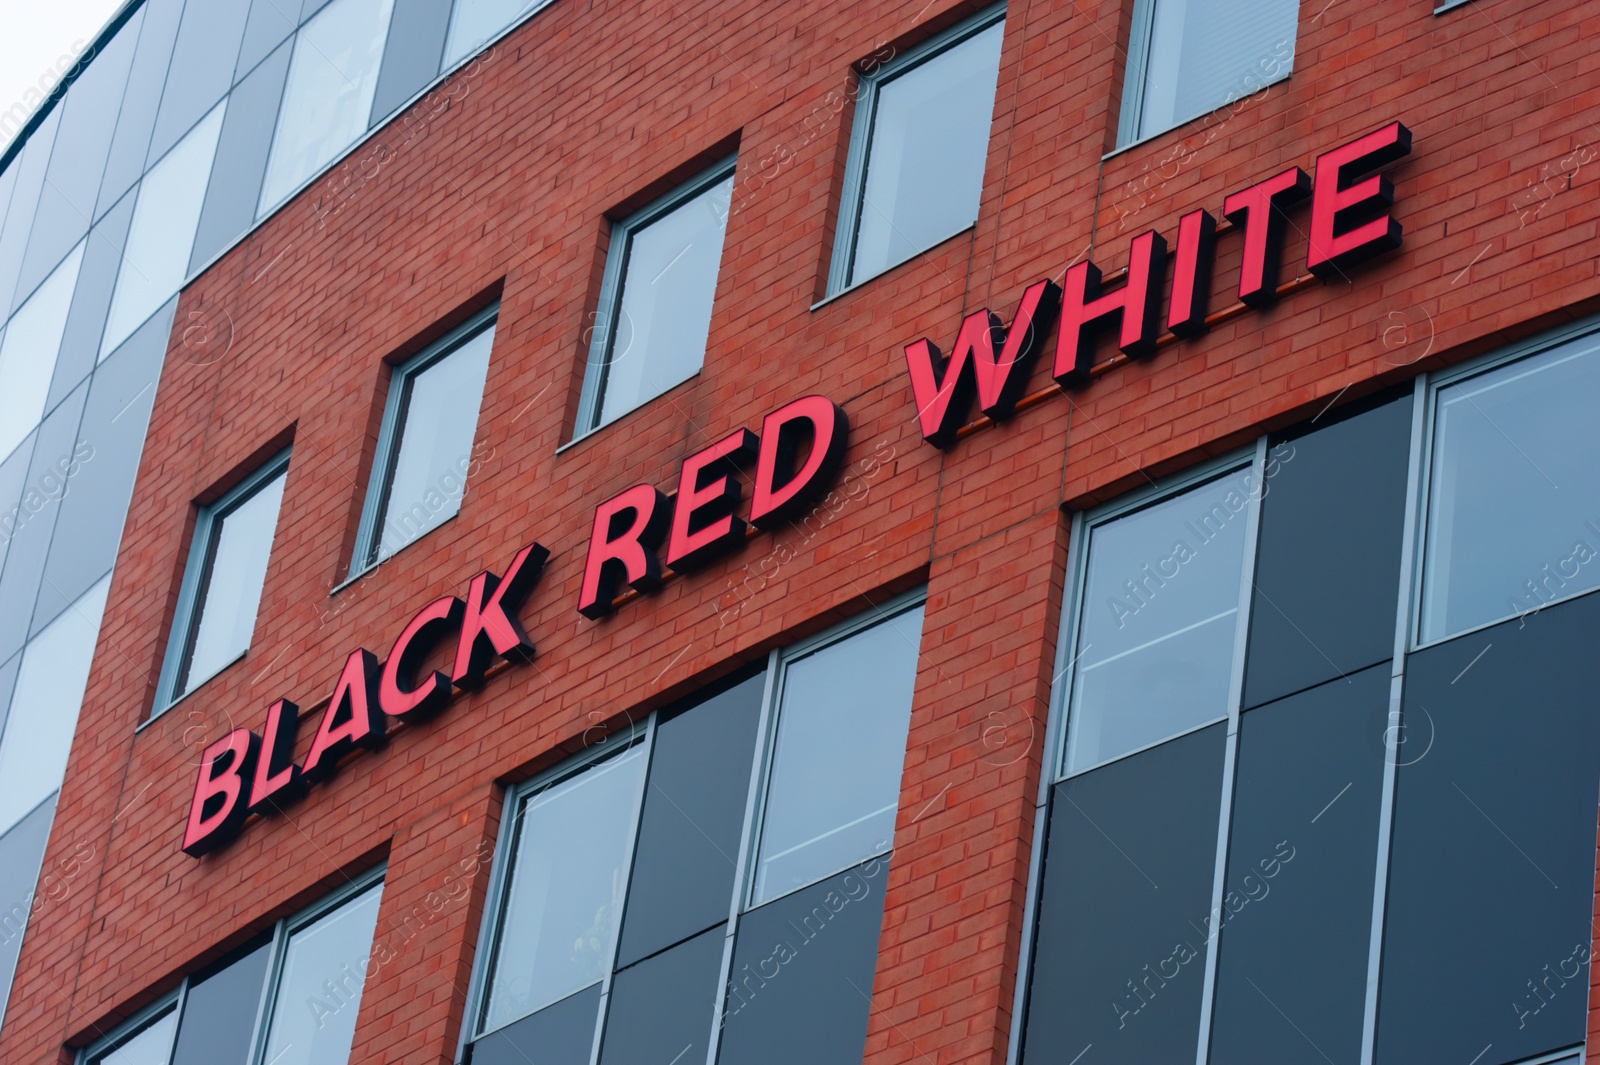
left=902, top=278, right=1062, bottom=448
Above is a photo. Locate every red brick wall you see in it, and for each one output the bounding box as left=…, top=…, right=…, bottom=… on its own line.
left=4, top=0, right=1598, bottom=1061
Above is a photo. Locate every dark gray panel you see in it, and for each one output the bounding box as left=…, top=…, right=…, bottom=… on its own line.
left=16, top=22, right=139, bottom=307
left=236, top=0, right=300, bottom=82
left=0, top=109, right=63, bottom=319
left=370, top=0, right=451, bottom=122
left=0, top=381, right=87, bottom=664
left=716, top=859, right=890, bottom=1065
left=0, top=794, right=56, bottom=1022
left=34, top=298, right=172, bottom=635
left=1377, top=593, right=1600, bottom=1065
left=49, top=191, right=136, bottom=412
left=1243, top=394, right=1412, bottom=709
left=617, top=672, right=763, bottom=968
left=1208, top=665, right=1389, bottom=1064
left=169, top=936, right=273, bottom=1065
left=191, top=41, right=290, bottom=272
left=1020, top=724, right=1226, bottom=1065
left=599, top=924, right=724, bottom=1065
left=97, top=0, right=183, bottom=217
left=147, top=0, right=251, bottom=166
left=470, top=983, right=600, bottom=1065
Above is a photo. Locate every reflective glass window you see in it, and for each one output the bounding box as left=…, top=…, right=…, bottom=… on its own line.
left=358, top=314, right=493, bottom=569
left=1063, top=466, right=1253, bottom=774
left=0, top=240, right=84, bottom=461
left=259, top=882, right=384, bottom=1065
left=753, top=604, right=923, bottom=905
left=169, top=460, right=288, bottom=701
left=481, top=745, right=646, bottom=1034
left=258, top=0, right=396, bottom=214
left=101, top=103, right=225, bottom=360
left=443, top=0, right=552, bottom=67
left=844, top=16, right=1002, bottom=289
left=1419, top=335, right=1600, bottom=643
left=88, top=1005, right=179, bottom=1065
left=578, top=164, right=733, bottom=434
left=0, top=576, right=110, bottom=837
left=1123, top=0, right=1298, bottom=145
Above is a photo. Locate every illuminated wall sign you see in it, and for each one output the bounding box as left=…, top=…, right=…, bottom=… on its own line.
left=901, top=122, right=1413, bottom=447
left=180, top=394, right=847, bottom=856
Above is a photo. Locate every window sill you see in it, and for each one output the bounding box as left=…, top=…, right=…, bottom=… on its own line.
left=811, top=225, right=977, bottom=312
left=138, top=649, right=250, bottom=732
left=332, top=509, right=462, bottom=596
left=1432, top=0, right=1470, bottom=11
left=1102, top=70, right=1295, bottom=163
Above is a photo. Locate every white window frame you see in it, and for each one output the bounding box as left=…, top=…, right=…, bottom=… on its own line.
left=825, top=3, right=1005, bottom=297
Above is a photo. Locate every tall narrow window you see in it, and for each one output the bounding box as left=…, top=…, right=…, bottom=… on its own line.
left=353, top=310, right=495, bottom=573
left=156, top=452, right=289, bottom=709
left=1118, top=0, right=1298, bottom=146
left=443, top=0, right=554, bottom=68
left=1418, top=333, right=1600, bottom=644
left=101, top=102, right=226, bottom=360
left=258, top=0, right=395, bottom=215
left=574, top=160, right=734, bottom=436
left=1062, top=465, right=1254, bottom=774
left=259, top=881, right=384, bottom=1065
left=752, top=602, right=924, bottom=905
left=828, top=6, right=1004, bottom=294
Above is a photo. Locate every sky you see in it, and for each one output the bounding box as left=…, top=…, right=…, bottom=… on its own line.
left=0, top=0, right=127, bottom=155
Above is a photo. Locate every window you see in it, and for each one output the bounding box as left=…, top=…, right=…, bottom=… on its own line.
left=0, top=240, right=84, bottom=461
left=81, top=872, right=384, bottom=1065
left=352, top=311, right=495, bottom=573
left=1117, top=0, right=1297, bottom=147
left=0, top=576, right=110, bottom=836
left=1061, top=464, right=1254, bottom=775
left=827, top=7, right=1004, bottom=294
left=101, top=102, right=226, bottom=360
left=1417, top=333, right=1600, bottom=644
left=155, top=452, right=289, bottom=710
left=258, top=0, right=395, bottom=215
left=751, top=602, right=924, bottom=904
left=465, top=597, right=923, bottom=1065
left=443, top=0, right=553, bottom=68
left=574, top=160, right=735, bottom=436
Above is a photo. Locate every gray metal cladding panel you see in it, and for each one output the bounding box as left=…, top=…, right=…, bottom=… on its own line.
left=370, top=0, right=452, bottom=123
left=97, top=0, right=183, bottom=218
left=1243, top=393, right=1413, bottom=710
left=1208, top=664, right=1389, bottom=1064
left=598, top=923, right=725, bottom=1065
left=16, top=22, right=139, bottom=306
left=616, top=671, right=763, bottom=968
left=1377, top=591, right=1600, bottom=1065
left=469, top=983, right=600, bottom=1065
left=34, top=298, right=173, bottom=636
left=0, top=109, right=62, bottom=319
left=716, top=859, right=891, bottom=1065
left=191, top=41, right=291, bottom=273
left=50, top=191, right=136, bottom=414
left=0, top=428, right=41, bottom=580
left=0, top=793, right=56, bottom=1024
left=0, top=381, right=87, bottom=664
left=236, top=0, right=300, bottom=82
left=147, top=0, right=253, bottom=166
left=1020, top=723, right=1227, bottom=1065
left=168, top=935, right=273, bottom=1065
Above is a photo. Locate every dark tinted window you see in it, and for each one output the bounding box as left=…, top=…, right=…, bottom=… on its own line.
left=370, top=0, right=451, bottom=122
left=599, top=924, right=725, bottom=1065
left=1244, top=396, right=1412, bottom=708
left=470, top=984, right=600, bottom=1065
left=191, top=41, right=291, bottom=272
left=716, top=860, right=890, bottom=1065
left=148, top=0, right=252, bottom=165
left=98, top=0, right=183, bottom=217
left=34, top=298, right=171, bottom=634
left=1377, top=593, right=1600, bottom=1064
left=1021, top=723, right=1226, bottom=1065
left=1208, top=665, right=1389, bottom=1063
left=169, top=937, right=273, bottom=1065
left=617, top=672, right=762, bottom=968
